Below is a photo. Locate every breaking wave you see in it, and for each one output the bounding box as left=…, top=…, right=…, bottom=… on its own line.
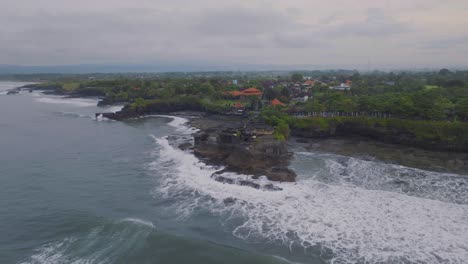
left=35, top=97, right=98, bottom=107
left=100, top=105, right=124, bottom=113
left=149, top=116, right=468, bottom=264
left=19, top=218, right=155, bottom=264
left=55, top=111, right=92, bottom=119
left=296, top=152, right=468, bottom=205
left=151, top=115, right=199, bottom=135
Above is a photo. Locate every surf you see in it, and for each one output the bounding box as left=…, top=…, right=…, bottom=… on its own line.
left=35, top=96, right=98, bottom=107
left=150, top=116, right=468, bottom=264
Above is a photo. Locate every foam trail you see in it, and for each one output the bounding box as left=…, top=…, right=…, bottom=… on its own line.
left=101, top=105, right=124, bottom=113
left=35, top=97, right=97, bottom=107
left=57, top=111, right=91, bottom=119
left=119, top=217, right=155, bottom=228
left=151, top=132, right=468, bottom=264
left=154, top=115, right=199, bottom=135
left=20, top=218, right=154, bottom=264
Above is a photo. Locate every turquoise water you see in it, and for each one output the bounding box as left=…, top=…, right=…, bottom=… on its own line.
left=1, top=82, right=467, bottom=264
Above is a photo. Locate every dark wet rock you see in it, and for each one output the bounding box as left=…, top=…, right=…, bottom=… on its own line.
left=6, top=90, right=19, bottom=95
left=223, top=197, right=237, bottom=205
left=263, top=183, right=283, bottom=191
left=239, top=180, right=261, bottom=189
left=212, top=174, right=235, bottom=184
left=178, top=142, right=193, bottom=151
left=212, top=174, right=283, bottom=191
left=296, top=138, right=309, bottom=143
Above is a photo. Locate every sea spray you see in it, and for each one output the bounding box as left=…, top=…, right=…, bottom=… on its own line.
left=35, top=97, right=98, bottom=107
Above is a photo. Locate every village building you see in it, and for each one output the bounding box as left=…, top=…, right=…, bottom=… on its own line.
left=271, top=98, right=286, bottom=107
left=302, top=80, right=316, bottom=87
left=292, top=95, right=310, bottom=103
left=330, top=83, right=351, bottom=90
left=226, top=87, right=263, bottom=99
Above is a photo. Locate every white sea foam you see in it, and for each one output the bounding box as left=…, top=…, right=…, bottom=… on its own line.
left=57, top=111, right=92, bottom=119
left=153, top=115, right=199, bottom=135
left=100, top=105, right=124, bottom=113
left=119, top=217, right=155, bottom=228
left=150, top=122, right=468, bottom=264
left=21, top=218, right=154, bottom=264
left=295, top=151, right=468, bottom=205
left=35, top=97, right=97, bottom=107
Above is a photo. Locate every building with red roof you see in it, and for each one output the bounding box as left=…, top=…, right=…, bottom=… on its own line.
left=242, top=87, right=263, bottom=96
left=271, top=98, right=286, bottom=107
left=302, top=80, right=315, bottom=86
left=226, top=87, right=263, bottom=98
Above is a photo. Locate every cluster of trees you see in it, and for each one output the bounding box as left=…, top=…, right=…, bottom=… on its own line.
left=293, top=70, right=468, bottom=121
left=27, top=69, right=468, bottom=122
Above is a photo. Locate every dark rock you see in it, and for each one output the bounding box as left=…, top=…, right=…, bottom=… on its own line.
left=178, top=142, right=193, bottom=151
left=212, top=174, right=283, bottom=191
left=212, top=175, right=235, bottom=184
left=263, top=183, right=283, bottom=191
left=296, top=138, right=309, bottom=143
left=6, top=90, right=19, bottom=95
left=223, top=197, right=237, bottom=205
left=239, top=180, right=261, bottom=189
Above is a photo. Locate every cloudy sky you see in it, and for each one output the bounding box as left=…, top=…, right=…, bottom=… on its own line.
left=1, top=0, right=468, bottom=69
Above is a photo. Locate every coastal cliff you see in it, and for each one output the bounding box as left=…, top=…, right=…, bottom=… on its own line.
left=290, top=117, right=468, bottom=152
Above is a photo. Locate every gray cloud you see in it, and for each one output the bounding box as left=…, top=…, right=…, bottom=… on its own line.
left=324, top=8, right=411, bottom=37
left=0, top=0, right=467, bottom=69
left=192, top=6, right=298, bottom=36
left=421, top=35, right=468, bottom=50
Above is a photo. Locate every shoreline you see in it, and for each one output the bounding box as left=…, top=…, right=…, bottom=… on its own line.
left=17, top=84, right=468, bottom=170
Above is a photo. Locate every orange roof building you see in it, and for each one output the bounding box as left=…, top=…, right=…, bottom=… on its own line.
left=271, top=98, right=286, bottom=107
left=242, top=87, right=263, bottom=96
left=302, top=80, right=315, bottom=86
left=226, top=87, right=263, bottom=97
left=226, top=90, right=244, bottom=97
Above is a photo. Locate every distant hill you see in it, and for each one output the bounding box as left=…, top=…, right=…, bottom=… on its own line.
left=0, top=63, right=335, bottom=74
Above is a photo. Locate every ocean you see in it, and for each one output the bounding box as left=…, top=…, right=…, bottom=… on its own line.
left=1, top=82, right=467, bottom=264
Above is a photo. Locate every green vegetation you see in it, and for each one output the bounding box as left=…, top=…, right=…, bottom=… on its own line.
left=15, top=69, right=468, bottom=150
left=261, top=106, right=468, bottom=151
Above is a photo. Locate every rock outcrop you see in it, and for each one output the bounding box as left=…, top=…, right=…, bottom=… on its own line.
left=192, top=120, right=296, bottom=182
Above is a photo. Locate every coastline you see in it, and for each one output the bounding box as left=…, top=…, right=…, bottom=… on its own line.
left=17, top=84, right=468, bottom=175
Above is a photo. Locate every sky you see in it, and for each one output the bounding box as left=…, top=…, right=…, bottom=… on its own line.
left=1, top=0, right=468, bottom=70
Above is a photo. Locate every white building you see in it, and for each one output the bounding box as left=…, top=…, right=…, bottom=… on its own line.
left=330, top=83, right=351, bottom=90
left=293, top=95, right=310, bottom=102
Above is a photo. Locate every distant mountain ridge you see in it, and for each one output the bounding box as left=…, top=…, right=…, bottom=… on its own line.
left=1, top=63, right=465, bottom=74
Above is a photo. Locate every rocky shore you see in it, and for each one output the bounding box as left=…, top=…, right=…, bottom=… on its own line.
left=189, top=115, right=296, bottom=182
left=98, top=109, right=298, bottom=183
